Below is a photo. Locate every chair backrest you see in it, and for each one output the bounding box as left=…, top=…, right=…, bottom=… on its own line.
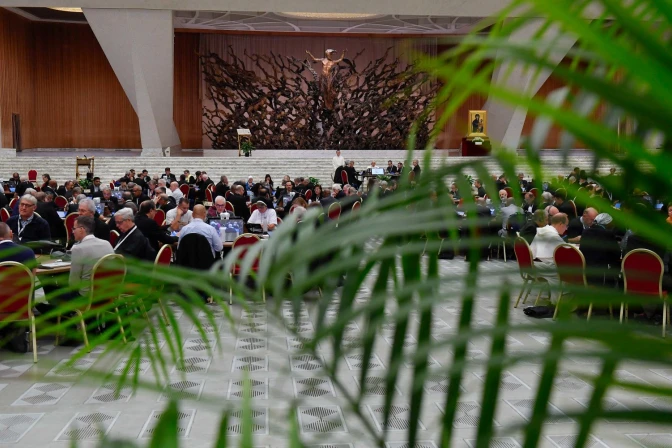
left=553, top=244, right=587, bottom=286
left=289, top=204, right=298, bottom=214
left=504, top=187, right=513, bottom=198
left=276, top=217, right=283, bottom=225
left=54, top=195, right=68, bottom=210
left=153, top=209, right=166, bottom=226
left=0, top=262, right=34, bottom=320
left=569, top=200, right=578, bottom=218
left=529, top=188, right=539, bottom=198
left=328, top=202, right=341, bottom=221
left=340, top=170, right=348, bottom=185
left=232, top=233, right=261, bottom=271
left=225, top=201, right=235, bottom=213
left=64, top=212, right=80, bottom=246
left=352, top=201, right=361, bottom=212
left=109, top=181, right=115, bottom=189
left=89, top=254, right=127, bottom=309
left=179, top=184, right=190, bottom=195
left=513, top=237, right=535, bottom=279
left=154, top=244, right=173, bottom=266
left=9, top=198, right=17, bottom=210
left=207, top=183, right=215, bottom=193
left=623, top=249, right=664, bottom=297
left=249, top=203, right=258, bottom=214
left=225, top=190, right=233, bottom=199
left=0, top=208, right=10, bottom=223
left=176, top=233, right=216, bottom=269
left=206, top=189, right=213, bottom=203
left=109, top=230, right=120, bottom=247
left=27, top=170, right=37, bottom=182
left=305, top=190, right=312, bottom=201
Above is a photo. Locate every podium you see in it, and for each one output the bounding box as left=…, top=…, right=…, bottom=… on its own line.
left=461, top=138, right=491, bottom=157
left=237, top=129, right=251, bottom=157
left=75, top=156, right=95, bottom=180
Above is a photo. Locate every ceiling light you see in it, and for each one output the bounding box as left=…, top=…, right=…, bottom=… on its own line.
left=279, top=12, right=382, bottom=20
left=49, top=7, right=83, bottom=13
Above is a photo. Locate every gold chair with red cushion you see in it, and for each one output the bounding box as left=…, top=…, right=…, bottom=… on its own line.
left=229, top=234, right=263, bottom=305
left=305, top=190, right=313, bottom=201
left=153, top=245, right=173, bottom=325
left=0, top=208, right=10, bottom=223
left=9, top=198, right=18, bottom=210
left=109, top=230, right=120, bottom=247
left=153, top=209, right=166, bottom=227
left=340, top=171, right=348, bottom=185
left=513, top=237, right=549, bottom=308
left=64, top=212, right=80, bottom=247
left=56, top=254, right=128, bottom=350
left=504, top=187, right=513, bottom=198
left=0, top=262, right=37, bottom=362
left=249, top=203, right=258, bottom=214
left=54, top=195, right=68, bottom=210
left=225, top=201, right=235, bottom=213
left=205, top=189, right=214, bottom=203
left=622, top=249, right=668, bottom=337
left=553, top=244, right=604, bottom=321
left=28, top=170, right=37, bottom=183
left=179, top=184, right=189, bottom=196
left=352, top=201, right=361, bottom=213
left=529, top=188, right=539, bottom=198
left=328, top=202, right=342, bottom=222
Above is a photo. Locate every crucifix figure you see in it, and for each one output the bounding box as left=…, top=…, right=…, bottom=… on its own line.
left=306, top=48, right=347, bottom=110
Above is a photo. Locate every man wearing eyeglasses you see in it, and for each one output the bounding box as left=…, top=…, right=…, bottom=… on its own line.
left=6, top=194, right=51, bottom=247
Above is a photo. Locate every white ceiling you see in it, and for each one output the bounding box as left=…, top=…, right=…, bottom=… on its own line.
left=173, top=11, right=483, bottom=34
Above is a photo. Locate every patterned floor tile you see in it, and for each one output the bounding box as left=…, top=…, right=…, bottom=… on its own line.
left=0, top=413, right=43, bottom=443
left=353, top=375, right=402, bottom=397
left=85, top=383, right=133, bottom=404
left=298, top=406, right=348, bottom=433
left=293, top=377, right=336, bottom=399
left=387, top=443, right=437, bottom=448
left=159, top=379, right=205, bottom=402
left=290, top=355, right=325, bottom=372
left=0, top=360, right=34, bottom=378
left=55, top=411, right=119, bottom=441
left=45, top=358, right=95, bottom=378
left=172, top=357, right=212, bottom=374
left=139, top=409, right=195, bottom=439
left=546, top=435, right=610, bottom=448
left=504, top=399, right=574, bottom=424
left=226, top=408, right=269, bottom=436
left=465, top=438, right=520, bottom=448
left=232, top=355, right=269, bottom=372
left=228, top=378, right=269, bottom=400
left=344, top=353, right=385, bottom=370
left=235, top=336, right=268, bottom=351
left=366, top=404, right=425, bottom=432
left=436, top=401, right=499, bottom=428
left=626, top=433, right=672, bottom=448
left=12, top=382, right=72, bottom=406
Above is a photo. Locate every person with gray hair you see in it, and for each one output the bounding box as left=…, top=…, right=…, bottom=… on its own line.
left=77, top=198, right=110, bottom=241
left=113, top=207, right=156, bottom=261
left=6, top=194, right=51, bottom=245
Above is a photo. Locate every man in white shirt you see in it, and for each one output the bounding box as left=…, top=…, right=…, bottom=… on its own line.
left=169, top=182, right=184, bottom=201
left=530, top=213, right=569, bottom=304
left=178, top=205, right=223, bottom=257
left=332, top=150, right=345, bottom=170
left=247, top=201, right=278, bottom=231
left=166, top=197, right=193, bottom=231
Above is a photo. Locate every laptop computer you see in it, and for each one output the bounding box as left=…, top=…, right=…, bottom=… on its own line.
left=246, top=223, right=265, bottom=235
left=371, top=167, right=384, bottom=175
left=57, top=210, right=67, bottom=219
left=208, top=218, right=245, bottom=242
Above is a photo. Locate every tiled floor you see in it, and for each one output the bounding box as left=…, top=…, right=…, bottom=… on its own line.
left=0, top=258, right=671, bottom=447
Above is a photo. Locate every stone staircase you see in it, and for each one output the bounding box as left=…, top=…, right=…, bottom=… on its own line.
left=0, top=152, right=613, bottom=187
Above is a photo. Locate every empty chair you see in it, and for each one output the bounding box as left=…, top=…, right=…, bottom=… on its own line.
left=179, top=184, right=189, bottom=196
left=64, top=212, right=80, bottom=247
left=553, top=244, right=603, bottom=320
left=229, top=234, right=264, bottom=305
left=0, top=262, right=37, bottom=362
left=328, top=202, right=342, bottom=221
left=28, top=170, right=37, bottom=183
left=622, top=249, right=668, bottom=337
left=54, top=195, right=68, bottom=210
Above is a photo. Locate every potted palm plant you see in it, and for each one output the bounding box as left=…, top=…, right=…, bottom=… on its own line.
left=241, top=140, right=255, bottom=157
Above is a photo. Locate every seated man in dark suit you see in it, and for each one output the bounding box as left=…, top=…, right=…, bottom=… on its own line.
left=90, top=177, right=103, bottom=197
left=6, top=195, right=51, bottom=247
left=112, top=208, right=156, bottom=261
left=135, top=200, right=178, bottom=252
left=77, top=198, right=110, bottom=242
left=519, top=209, right=547, bottom=244
left=99, top=187, right=121, bottom=214
left=215, top=175, right=230, bottom=199
left=579, top=213, right=621, bottom=287
left=131, top=185, right=150, bottom=207
left=252, top=188, right=274, bottom=209
left=34, top=192, right=66, bottom=241
left=320, top=188, right=337, bottom=209
left=0, top=222, right=36, bottom=265
left=228, top=185, right=251, bottom=222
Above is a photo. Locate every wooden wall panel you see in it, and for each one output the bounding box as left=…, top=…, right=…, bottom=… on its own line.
left=31, top=22, right=141, bottom=148
left=174, top=32, right=201, bottom=149
left=0, top=8, right=34, bottom=148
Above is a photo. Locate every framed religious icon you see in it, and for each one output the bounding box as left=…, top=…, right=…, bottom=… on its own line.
left=468, top=110, right=487, bottom=137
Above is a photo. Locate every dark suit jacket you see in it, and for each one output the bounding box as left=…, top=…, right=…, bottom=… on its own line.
left=114, top=226, right=156, bottom=261
left=580, top=225, right=622, bottom=286
left=195, top=179, right=214, bottom=202
left=228, top=194, right=251, bottom=222
left=214, top=182, right=230, bottom=199
left=93, top=218, right=111, bottom=242
left=36, top=201, right=66, bottom=238
left=385, top=166, right=398, bottom=174
left=320, top=196, right=337, bottom=209
left=519, top=221, right=538, bottom=244
left=135, top=214, right=178, bottom=252
left=16, top=181, right=34, bottom=197
left=7, top=214, right=51, bottom=244
left=132, top=194, right=150, bottom=207
left=477, top=186, right=486, bottom=198
left=344, top=166, right=358, bottom=185
left=557, top=200, right=577, bottom=219
left=567, top=217, right=586, bottom=240
left=161, top=173, right=177, bottom=183
left=0, top=241, right=36, bottom=265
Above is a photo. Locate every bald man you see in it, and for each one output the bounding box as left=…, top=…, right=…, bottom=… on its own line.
left=567, top=207, right=598, bottom=243
left=178, top=205, right=223, bottom=257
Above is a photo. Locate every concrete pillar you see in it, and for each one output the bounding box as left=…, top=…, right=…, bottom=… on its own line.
left=83, top=8, right=180, bottom=156
left=484, top=20, right=578, bottom=150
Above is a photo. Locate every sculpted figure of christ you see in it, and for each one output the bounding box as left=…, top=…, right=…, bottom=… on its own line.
left=306, top=48, right=347, bottom=77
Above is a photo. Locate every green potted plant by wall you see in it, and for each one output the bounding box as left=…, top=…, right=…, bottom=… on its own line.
left=241, top=140, right=255, bottom=157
